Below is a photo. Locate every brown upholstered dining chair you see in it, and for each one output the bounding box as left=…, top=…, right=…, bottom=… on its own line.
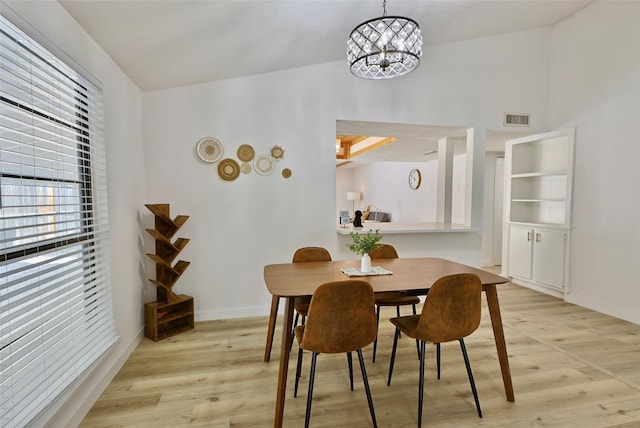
left=387, top=273, right=483, bottom=427
left=294, top=280, right=378, bottom=428
left=369, top=244, right=420, bottom=363
left=291, top=247, right=332, bottom=345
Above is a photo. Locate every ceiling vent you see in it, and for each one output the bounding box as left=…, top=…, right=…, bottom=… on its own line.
left=504, top=112, right=531, bottom=127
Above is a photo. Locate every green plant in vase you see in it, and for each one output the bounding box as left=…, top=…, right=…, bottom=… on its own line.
left=347, top=229, right=382, bottom=273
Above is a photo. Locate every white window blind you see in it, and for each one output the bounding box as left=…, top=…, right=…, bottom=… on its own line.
left=0, top=13, right=118, bottom=428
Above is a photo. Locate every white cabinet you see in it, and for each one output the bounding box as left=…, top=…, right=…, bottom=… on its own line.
left=531, top=228, right=566, bottom=288
left=507, top=226, right=534, bottom=279
left=508, top=225, right=567, bottom=291
left=502, top=129, right=574, bottom=297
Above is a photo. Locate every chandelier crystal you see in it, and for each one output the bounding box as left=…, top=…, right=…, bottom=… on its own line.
left=347, top=0, right=423, bottom=79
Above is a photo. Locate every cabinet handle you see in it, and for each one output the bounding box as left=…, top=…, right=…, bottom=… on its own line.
left=527, top=231, right=532, bottom=242
left=536, top=232, right=541, bottom=243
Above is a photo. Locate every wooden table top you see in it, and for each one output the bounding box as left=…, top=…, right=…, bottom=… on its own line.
left=264, top=257, right=508, bottom=297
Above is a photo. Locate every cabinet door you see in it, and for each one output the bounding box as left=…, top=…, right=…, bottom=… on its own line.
left=508, top=226, right=533, bottom=280
left=532, top=229, right=566, bottom=289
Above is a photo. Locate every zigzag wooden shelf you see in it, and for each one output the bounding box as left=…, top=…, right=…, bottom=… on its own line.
left=144, top=203, right=194, bottom=341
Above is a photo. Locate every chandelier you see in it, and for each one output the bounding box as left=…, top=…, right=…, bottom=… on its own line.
left=347, top=0, right=423, bottom=79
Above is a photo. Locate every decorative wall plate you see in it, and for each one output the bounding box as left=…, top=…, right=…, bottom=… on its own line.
left=240, top=162, right=252, bottom=174
left=269, top=145, right=285, bottom=161
left=237, top=144, right=255, bottom=162
left=254, top=154, right=274, bottom=175
left=217, top=158, right=240, bottom=181
left=282, top=168, right=292, bottom=179
left=196, top=137, right=223, bottom=163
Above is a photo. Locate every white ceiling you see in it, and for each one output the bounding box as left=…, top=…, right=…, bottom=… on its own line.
left=57, top=0, right=592, bottom=164
left=59, top=0, right=592, bottom=92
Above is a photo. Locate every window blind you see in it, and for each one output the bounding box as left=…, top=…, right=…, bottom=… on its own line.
left=0, top=13, right=118, bottom=428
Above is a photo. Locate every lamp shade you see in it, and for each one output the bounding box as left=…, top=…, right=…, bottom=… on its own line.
left=347, top=192, right=361, bottom=201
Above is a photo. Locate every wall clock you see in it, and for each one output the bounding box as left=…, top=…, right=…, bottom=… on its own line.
left=408, top=168, right=422, bottom=190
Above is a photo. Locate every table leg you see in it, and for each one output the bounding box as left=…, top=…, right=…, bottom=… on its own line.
left=264, top=295, right=280, bottom=362
left=484, top=284, right=515, bottom=402
left=274, top=296, right=294, bottom=428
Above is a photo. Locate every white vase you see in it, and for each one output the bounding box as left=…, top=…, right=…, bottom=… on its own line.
left=360, top=253, right=372, bottom=273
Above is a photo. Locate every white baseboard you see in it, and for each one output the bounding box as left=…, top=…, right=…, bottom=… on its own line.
left=510, top=277, right=564, bottom=299
left=196, top=305, right=273, bottom=321
left=565, top=294, right=640, bottom=325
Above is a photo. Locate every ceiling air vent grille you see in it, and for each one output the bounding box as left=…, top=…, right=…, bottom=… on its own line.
left=504, top=112, right=531, bottom=127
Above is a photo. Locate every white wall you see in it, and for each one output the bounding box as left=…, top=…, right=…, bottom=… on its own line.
left=347, top=161, right=437, bottom=223
left=2, top=1, right=148, bottom=426
left=336, top=166, right=355, bottom=218
left=142, top=27, right=551, bottom=321
left=451, top=151, right=467, bottom=224
left=547, top=1, right=640, bottom=323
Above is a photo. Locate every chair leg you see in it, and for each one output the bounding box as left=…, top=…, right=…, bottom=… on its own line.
left=373, top=305, right=381, bottom=363
left=413, top=304, right=420, bottom=359
left=357, top=349, right=377, bottom=428
left=387, top=327, right=400, bottom=386
left=436, top=343, right=441, bottom=379
left=418, top=340, right=426, bottom=428
left=459, top=339, right=482, bottom=418
left=294, top=346, right=304, bottom=397
left=304, top=352, right=319, bottom=428
left=290, top=312, right=300, bottom=351
left=347, top=352, right=354, bottom=391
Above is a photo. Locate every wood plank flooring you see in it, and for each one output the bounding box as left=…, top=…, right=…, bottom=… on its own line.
left=80, top=272, right=640, bottom=427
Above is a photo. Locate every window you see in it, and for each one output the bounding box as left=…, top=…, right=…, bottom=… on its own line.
left=0, top=13, right=118, bottom=428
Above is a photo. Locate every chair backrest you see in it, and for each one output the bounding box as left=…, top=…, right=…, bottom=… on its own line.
left=369, top=244, right=398, bottom=259
left=300, top=280, right=377, bottom=354
left=416, top=273, right=482, bottom=343
left=292, top=247, right=332, bottom=263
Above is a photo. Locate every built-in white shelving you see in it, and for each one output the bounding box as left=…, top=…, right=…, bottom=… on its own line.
left=502, top=128, right=575, bottom=297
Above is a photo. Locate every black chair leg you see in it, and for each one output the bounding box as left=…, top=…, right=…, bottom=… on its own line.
left=436, top=343, right=441, bottom=379
left=347, top=352, right=354, bottom=391
left=294, top=346, right=304, bottom=397
left=373, top=305, right=381, bottom=363
left=395, top=306, right=402, bottom=338
left=413, top=305, right=420, bottom=359
left=304, top=352, right=319, bottom=428
left=418, top=340, right=426, bottom=428
left=357, top=349, right=377, bottom=428
left=459, top=339, right=482, bottom=418
left=387, top=327, right=400, bottom=386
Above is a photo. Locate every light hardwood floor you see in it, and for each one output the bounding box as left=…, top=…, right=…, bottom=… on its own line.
left=80, top=272, right=640, bottom=428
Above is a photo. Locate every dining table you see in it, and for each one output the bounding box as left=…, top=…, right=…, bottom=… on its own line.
left=263, top=257, right=514, bottom=428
